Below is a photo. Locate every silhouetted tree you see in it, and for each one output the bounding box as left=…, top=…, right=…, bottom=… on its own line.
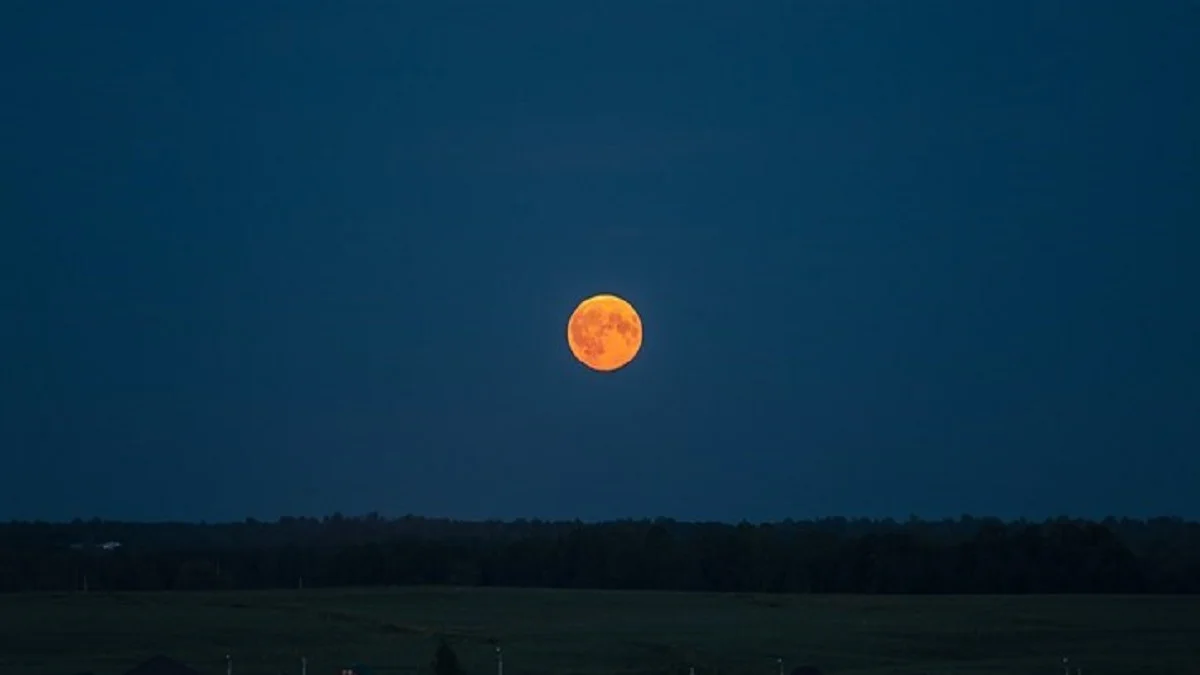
left=0, top=514, right=1197, bottom=594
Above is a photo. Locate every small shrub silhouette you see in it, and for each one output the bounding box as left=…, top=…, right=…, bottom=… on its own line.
left=433, top=638, right=466, bottom=675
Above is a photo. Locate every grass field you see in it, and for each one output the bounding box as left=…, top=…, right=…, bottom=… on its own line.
left=0, top=588, right=1196, bottom=675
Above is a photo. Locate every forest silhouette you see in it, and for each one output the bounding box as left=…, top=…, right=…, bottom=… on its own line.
left=2, top=514, right=1197, bottom=594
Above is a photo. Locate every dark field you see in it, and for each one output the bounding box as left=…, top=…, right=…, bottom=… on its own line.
left=1, top=588, right=1196, bottom=675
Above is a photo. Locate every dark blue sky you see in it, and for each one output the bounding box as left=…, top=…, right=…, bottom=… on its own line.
left=2, top=2, right=1197, bottom=523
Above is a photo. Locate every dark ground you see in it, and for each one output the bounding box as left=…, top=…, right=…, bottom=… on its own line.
left=1, top=588, right=1196, bottom=675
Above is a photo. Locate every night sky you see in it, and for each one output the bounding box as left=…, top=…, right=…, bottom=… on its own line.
left=3, top=2, right=1197, bottom=523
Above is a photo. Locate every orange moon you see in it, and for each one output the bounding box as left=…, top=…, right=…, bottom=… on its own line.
left=566, top=294, right=643, bottom=372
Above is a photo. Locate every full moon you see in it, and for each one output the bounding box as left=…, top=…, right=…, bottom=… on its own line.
left=567, top=294, right=643, bottom=372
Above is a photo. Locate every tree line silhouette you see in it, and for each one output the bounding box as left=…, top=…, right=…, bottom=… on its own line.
left=1, top=514, right=1197, bottom=594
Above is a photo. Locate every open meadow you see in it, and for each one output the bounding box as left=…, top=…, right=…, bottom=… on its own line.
left=0, top=588, right=1196, bottom=675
